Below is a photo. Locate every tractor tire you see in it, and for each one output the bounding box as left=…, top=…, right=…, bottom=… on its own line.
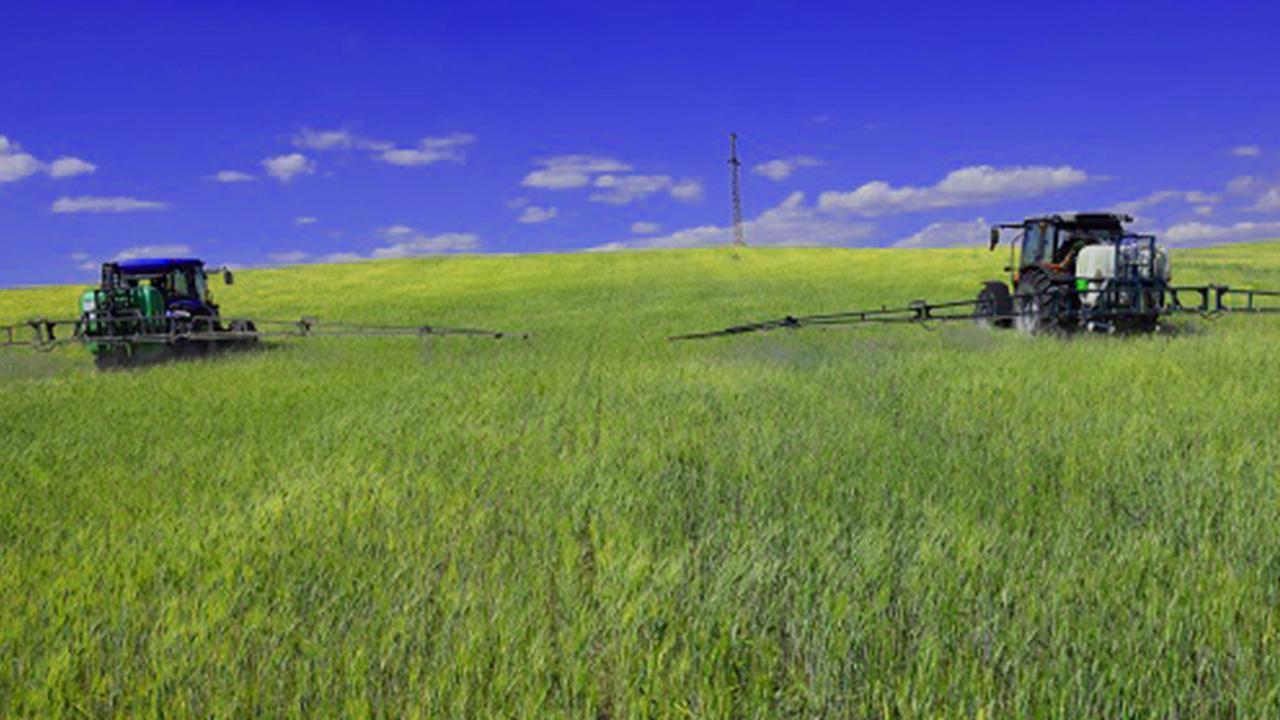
left=1014, top=271, right=1068, bottom=335
left=94, top=347, right=125, bottom=371
left=975, top=281, right=1013, bottom=329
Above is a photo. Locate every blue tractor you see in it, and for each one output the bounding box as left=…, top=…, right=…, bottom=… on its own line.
left=80, top=258, right=256, bottom=368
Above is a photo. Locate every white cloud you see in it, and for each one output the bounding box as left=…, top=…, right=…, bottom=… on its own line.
left=1230, top=145, right=1262, bottom=157
left=587, top=175, right=705, bottom=204
left=48, top=156, right=96, bottom=178
left=670, top=179, right=703, bottom=202
left=381, top=224, right=415, bottom=237
left=818, top=164, right=1089, bottom=216
left=212, top=170, right=256, bottom=183
left=378, top=133, right=475, bottom=166
left=0, top=136, right=97, bottom=182
left=752, top=156, right=821, bottom=181
left=591, top=174, right=673, bottom=204
left=1163, top=220, right=1280, bottom=245
left=372, top=229, right=479, bottom=258
left=323, top=252, right=364, bottom=263
left=595, top=191, right=873, bottom=250
left=70, top=252, right=96, bottom=271
left=262, top=153, right=315, bottom=182
left=295, top=128, right=354, bottom=151
left=268, top=251, right=311, bottom=264
left=1227, top=175, right=1263, bottom=195
left=1254, top=188, right=1280, bottom=212
left=0, top=136, right=43, bottom=183
left=113, top=244, right=193, bottom=261
left=52, top=196, right=168, bottom=213
left=294, top=216, right=318, bottom=225
left=522, top=155, right=632, bottom=189
left=892, top=218, right=990, bottom=248
left=517, top=205, right=558, bottom=223
left=631, top=221, right=660, bottom=234
left=1193, top=205, right=1214, bottom=216
left=1111, top=189, right=1219, bottom=216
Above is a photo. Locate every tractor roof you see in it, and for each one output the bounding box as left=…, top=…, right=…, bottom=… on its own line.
left=115, top=258, right=204, bottom=274
left=1023, top=212, right=1133, bottom=228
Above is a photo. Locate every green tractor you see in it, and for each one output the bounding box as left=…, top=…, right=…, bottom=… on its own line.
left=81, top=257, right=256, bottom=368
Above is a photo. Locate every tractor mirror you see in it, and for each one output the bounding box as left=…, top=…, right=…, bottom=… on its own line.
left=223, top=269, right=235, bottom=285
left=988, top=228, right=1000, bottom=251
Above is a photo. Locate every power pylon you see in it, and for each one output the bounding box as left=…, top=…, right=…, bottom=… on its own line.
left=729, top=132, right=745, bottom=246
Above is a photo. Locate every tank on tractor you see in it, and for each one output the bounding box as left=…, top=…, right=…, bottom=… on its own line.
left=80, top=258, right=255, bottom=368
left=977, top=213, right=1170, bottom=333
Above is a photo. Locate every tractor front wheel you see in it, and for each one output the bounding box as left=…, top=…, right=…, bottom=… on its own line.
left=1014, top=272, right=1067, bottom=335
left=975, top=281, right=1013, bottom=329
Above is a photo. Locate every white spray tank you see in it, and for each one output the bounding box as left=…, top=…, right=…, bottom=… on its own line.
left=1076, top=240, right=1170, bottom=307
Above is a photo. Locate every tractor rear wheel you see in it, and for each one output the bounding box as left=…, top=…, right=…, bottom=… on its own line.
left=975, top=281, right=1013, bottom=329
left=1014, top=271, right=1067, bottom=334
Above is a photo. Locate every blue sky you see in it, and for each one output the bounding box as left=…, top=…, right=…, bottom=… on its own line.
left=2, top=0, right=1279, bottom=286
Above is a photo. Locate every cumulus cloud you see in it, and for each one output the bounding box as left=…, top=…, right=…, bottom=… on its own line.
left=381, top=224, right=415, bottom=237
left=669, top=179, right=704, bottom=202
left=294, top=216, right=318, bottom=225
left=292, top=128, right=388, bottom=151
left=263, top=153, right=315, bottom=182
left=1163, top=220, right=1280, bottom=245
left=113, top=244, right=193, bottom=261
left=212, top=170, right=256, bottom=183
left=1111, top=189, right=1219, bottom=216
left=1230, top=145, right=1262, bottom=157
left=631, top=221, right=660, bottom=234
left=522, top=155, right=632, bottom=189
left=892, top=218, right=990, bottom=248
left=818, top=165, right=1089, bottom=216
left=0, top=138, right=42, bottom=182
left=517, top=205, right=558, bottom=223
left=1, top=136, right=95, bottom=182
left=268, top=251, right=311, bottom=264
left=594, top=191, right=873, bottom=250
left=591, top=174, right=674, bottom=204
left=48, top=156, right=96, bottom=178
left=589, top=174, right=704, bottom=204
left=266, top=225, right=480, bottom=266
left=378, top=133, right=475, bottom=166
left=52, top=196, right=168, bottom=213
left=371, top=229, right=479, bottom=258
left=1227, top=175, right=1263, bottom=195
left=1254, top=188, right=1280, bottom=212
left=752, top=156, right=821, bottom=181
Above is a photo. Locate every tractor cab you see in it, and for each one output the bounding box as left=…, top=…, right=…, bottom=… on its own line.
left=102, top=258, right=233, bottom=317
left=980, top=213, right=1171, bottom=333
left=991, top=213, right=1131, bottom=280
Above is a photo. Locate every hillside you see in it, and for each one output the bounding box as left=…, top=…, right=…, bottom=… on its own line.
left=4, top=245, right=1280, bottom=716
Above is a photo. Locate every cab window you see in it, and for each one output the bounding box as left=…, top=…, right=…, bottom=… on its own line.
left=1021, top=224, right=1050, bottom=264
left=168, top=269, right=193, bottom=297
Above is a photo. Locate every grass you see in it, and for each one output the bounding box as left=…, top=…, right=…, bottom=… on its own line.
left=4, top=245, right=1280, bottom=717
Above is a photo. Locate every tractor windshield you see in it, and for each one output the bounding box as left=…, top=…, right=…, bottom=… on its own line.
left=167, top=269, right=194, bottom=297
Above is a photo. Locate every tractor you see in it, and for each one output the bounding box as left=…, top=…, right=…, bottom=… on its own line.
left=2, top=255, right=522, bottom=367
left=666, top=210, right=1266, bottom=342
left=977, top=213, right=1170, bottom=333
left=80, top=258, right=256, bottom=368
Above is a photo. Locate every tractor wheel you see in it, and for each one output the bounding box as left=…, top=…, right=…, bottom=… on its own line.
left=94, top=347, right=125, bottom=370
left=975, top=281, right=1013, bottom=329
left=1014, top=271, right=1067, bottom=335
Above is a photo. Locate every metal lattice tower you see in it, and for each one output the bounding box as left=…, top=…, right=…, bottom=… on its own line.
left=729, top=132, right=745, bottom=246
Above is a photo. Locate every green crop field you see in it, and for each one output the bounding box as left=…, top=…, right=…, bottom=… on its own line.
left=5, top=244, right=1280, bottom=717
